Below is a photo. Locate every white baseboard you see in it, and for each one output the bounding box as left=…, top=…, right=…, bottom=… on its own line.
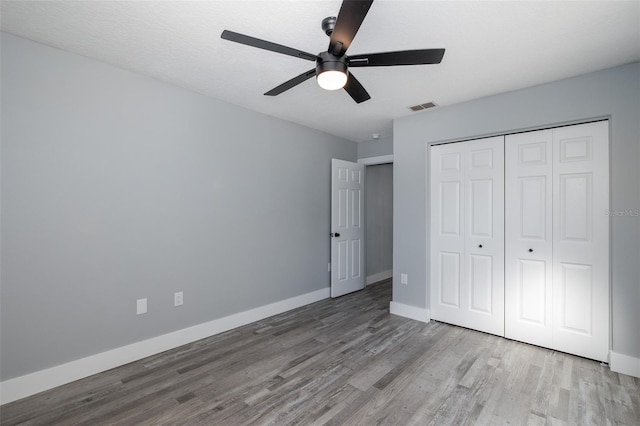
left=0, top=287, right=330, bottom=405
left=389, top=301, right=431, bottom=323
left=366, top=269, right=392, bottom=286
left=610, top=351, right=640, bottom=378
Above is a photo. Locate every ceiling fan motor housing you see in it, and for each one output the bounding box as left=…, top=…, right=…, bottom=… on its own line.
left=316, top=51, right=348, bottom=77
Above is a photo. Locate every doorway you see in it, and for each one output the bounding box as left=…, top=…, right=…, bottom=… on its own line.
left=364, top=162, right=393, bottom=285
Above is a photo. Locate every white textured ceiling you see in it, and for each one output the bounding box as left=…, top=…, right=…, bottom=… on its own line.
left=2, top=1, right=639, bottom=142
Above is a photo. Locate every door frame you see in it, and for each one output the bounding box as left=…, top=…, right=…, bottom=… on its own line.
left=358, top=155, right=394, bottom=286
left=358, top=154, right=394, bottom=166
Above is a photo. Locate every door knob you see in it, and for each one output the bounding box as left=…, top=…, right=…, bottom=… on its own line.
left=478, top=244, right=483, bottom=248
left=529, top=248, right=533, bottom=253
left=331, top=232, right=341, bottom=238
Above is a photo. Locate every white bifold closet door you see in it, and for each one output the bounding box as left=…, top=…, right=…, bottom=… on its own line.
left=505, top=129, right=554, bottom=347
left=430, top=136, right=505, bottom=336
left=505, top=121, right=609, bottom=362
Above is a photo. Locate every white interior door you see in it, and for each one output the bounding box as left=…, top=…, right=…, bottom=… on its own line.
left=505, top=129, right=554, bottom=347
left=430, top=137, right=505, bottom=336
left=331, top=159, right=365, bottom=298
left=552, top=121, right=609, bottom=361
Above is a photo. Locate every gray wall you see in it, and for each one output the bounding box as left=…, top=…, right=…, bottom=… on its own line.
left=357, top=136, right=393, bottom=159
left=365, top=164, right=393, bottom=278
left=0, top=33, right=356, bottom=380
left=393, top=62, right=640, bottom=359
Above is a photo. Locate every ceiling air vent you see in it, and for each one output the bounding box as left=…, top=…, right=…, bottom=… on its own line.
left=409, top=102, right=437, bottom=111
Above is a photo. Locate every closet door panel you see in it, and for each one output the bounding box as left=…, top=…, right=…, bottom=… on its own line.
left=517, top=259, right=548, bottom=324
left=430, top=143, right=465, bottom=324
left=558, top=263, right=593, bottom=334
left=437, top=179, right=463, bottom=308
left=505, top=130, right=553, bottom=347
left=468, top=178, right=495, bottom=315
left=520, top=177, right=548, bottom=239
left=465, top=137, right=504, bottom=335
left=440, top=181, right=462, bottom=236
left=439, top=252, right=461, bottom=307
left=559, top=173, right=592, bottom=242
left=469, top=254, right=494, bottom=314
left=430, top=137, right=504, bottom=336
left=552, top=121, right=609, bottom=362
left=469, top=179, right=494, bottom=237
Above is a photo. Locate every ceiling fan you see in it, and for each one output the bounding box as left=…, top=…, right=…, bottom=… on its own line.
left=221, top=0, right=445, bottom=103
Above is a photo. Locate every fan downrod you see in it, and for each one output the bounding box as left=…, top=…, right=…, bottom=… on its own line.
left=321, top=16, right=337, bottom=36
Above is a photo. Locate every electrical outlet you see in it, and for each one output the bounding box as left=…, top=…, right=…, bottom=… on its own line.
left=401, top=273, right=408, bottom=285
left=174, top=291, right=183, bottom=307
left=136, top=298, right=147, bottom=315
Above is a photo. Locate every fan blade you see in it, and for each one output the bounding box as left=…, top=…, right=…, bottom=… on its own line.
left=329, top=0, right=374, bottom=57
left=221, top=30, right=317, bottom=62
left=349, top=49, right=445, bottom=67
left=264, top=69, right=317, bottom=96
left=343, top=72, right=371, bottom=103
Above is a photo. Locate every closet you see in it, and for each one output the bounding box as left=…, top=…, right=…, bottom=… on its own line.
left=430, top=121, right=609, bottom=362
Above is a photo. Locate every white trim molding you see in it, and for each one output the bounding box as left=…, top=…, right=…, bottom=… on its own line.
left=357, top=154, right=393, bottom=165
left=610, top=351, right=640, bottom=378
left=389, top=301, right=431, bottom=323
left=366, top=269, right=392, bottom=286
left=0, top=287, right=330, bottom=405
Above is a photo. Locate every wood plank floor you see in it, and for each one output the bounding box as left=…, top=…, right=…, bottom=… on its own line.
left=1, top=280, right=639, bottom=425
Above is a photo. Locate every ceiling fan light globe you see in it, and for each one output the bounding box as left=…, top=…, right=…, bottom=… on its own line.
left=317, top=70, right=348, bottom=90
